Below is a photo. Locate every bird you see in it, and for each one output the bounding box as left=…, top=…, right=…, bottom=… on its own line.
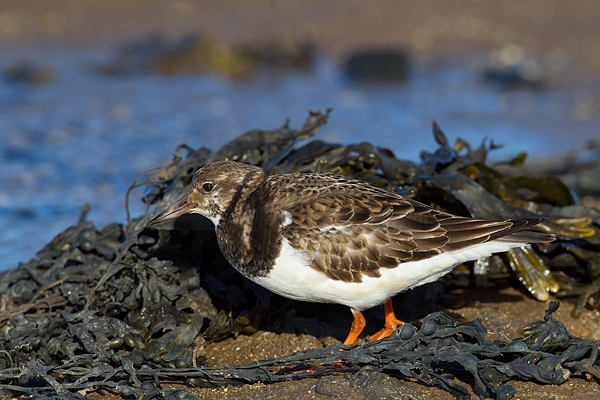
left=149, top=160, right=553, bottom=345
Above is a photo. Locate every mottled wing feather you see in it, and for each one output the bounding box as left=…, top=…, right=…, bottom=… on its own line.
left=269, top=173, right=536, bottom=283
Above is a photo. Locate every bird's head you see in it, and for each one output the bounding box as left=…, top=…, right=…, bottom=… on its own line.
left=148, top=161, right=264, bottom=226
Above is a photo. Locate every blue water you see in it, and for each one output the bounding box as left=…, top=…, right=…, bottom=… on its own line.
left=0, top=50, right=597, bottom=271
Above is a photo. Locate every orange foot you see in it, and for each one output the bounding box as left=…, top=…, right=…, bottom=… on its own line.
left=369, top=298, right=403, bottom=341
left=343, top=309, right=366, bottom=345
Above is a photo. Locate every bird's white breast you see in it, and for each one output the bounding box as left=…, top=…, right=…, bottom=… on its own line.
left=251, top=237, right=526, bottom=311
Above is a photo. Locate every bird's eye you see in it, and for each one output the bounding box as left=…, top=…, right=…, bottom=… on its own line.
left=202, top=183, right=214, bottom=192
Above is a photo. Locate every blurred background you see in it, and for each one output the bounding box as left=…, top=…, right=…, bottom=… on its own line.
left=0, top=0, right=599, bottom=271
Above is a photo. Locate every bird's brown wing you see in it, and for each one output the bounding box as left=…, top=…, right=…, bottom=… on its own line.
left=271, top=173, right=541, bottom=283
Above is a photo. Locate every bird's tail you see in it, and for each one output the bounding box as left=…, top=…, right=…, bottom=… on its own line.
left=490, top=217, right=555, bottom=244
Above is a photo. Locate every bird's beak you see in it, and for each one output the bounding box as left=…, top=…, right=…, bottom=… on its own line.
left=148, top=195, right=195, bottom=226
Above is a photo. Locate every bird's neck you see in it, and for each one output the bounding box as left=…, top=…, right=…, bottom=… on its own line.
left=216, top=176, right=284, bottom=279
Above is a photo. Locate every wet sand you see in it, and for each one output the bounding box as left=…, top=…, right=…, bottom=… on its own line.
left=2, top=0, right=600, bottom=84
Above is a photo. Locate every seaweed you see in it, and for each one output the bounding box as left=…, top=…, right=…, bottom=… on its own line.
left=97, top=35, right=316, bottom=79
left=1, top=110, right=600, bottom=399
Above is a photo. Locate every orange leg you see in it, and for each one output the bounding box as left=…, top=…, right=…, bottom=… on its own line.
left=343, top=309, right=366, bottom=345
left=369, top=298, right=403, bottom=341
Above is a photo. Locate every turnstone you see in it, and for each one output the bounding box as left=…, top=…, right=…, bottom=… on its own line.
left=149, top=161, right=553, bottom=345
